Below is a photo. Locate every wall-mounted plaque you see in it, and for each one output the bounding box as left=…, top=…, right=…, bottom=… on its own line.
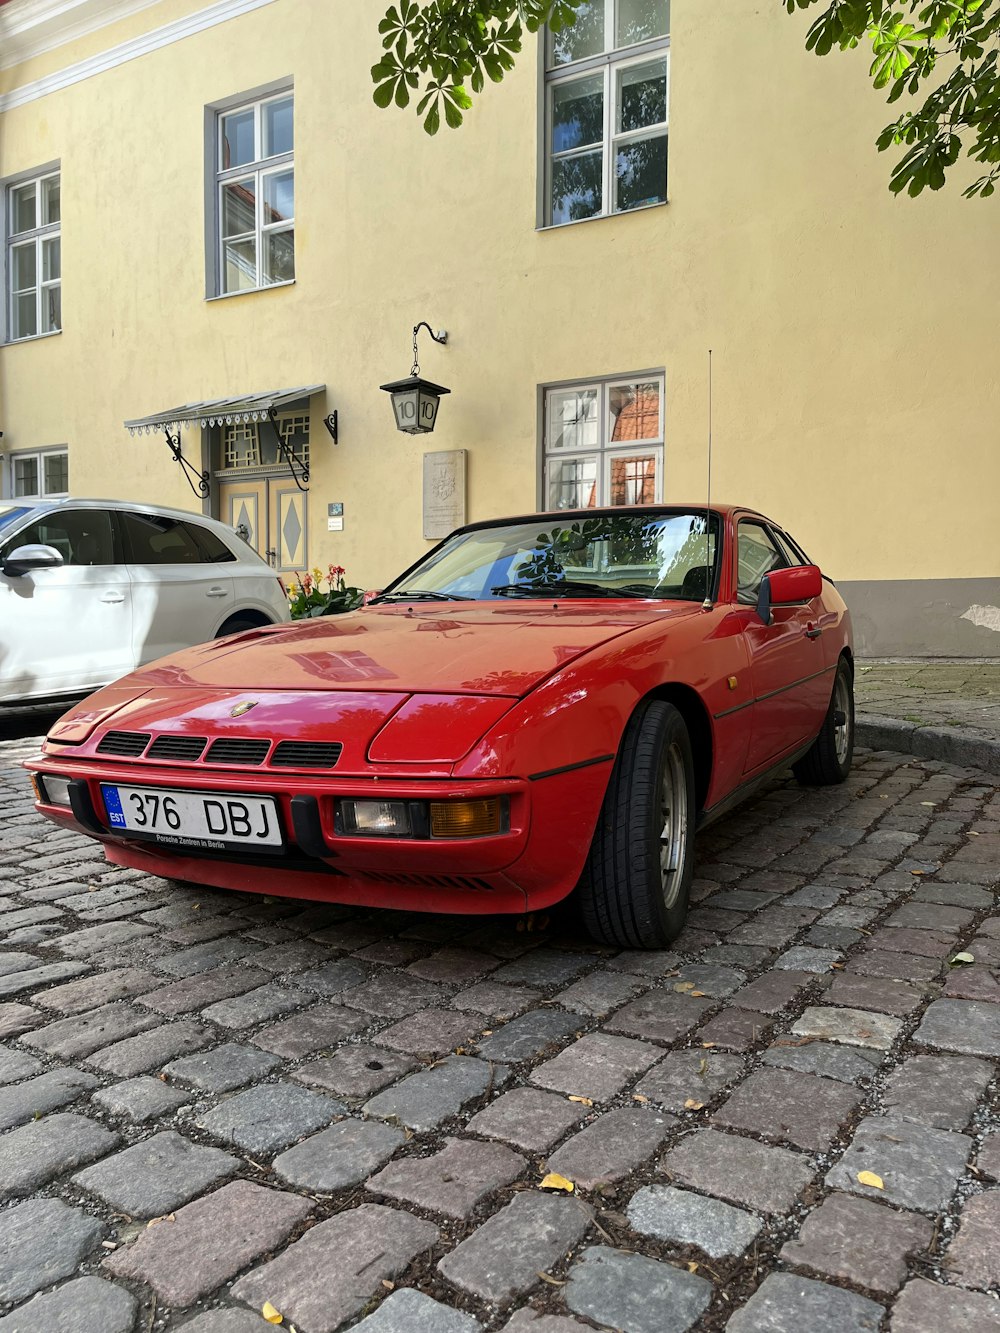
left=423, top=449, right=467, bottom=540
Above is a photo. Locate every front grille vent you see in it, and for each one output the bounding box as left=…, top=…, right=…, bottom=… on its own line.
left=205, top=737, right=271, bottom=766
left=147, top=735, right=208, bottom=762
left=361, top=870, right=493, bottom=892
left=97, top=730, right=150, bottom=758
left=270, top=741, right=343, bottom=769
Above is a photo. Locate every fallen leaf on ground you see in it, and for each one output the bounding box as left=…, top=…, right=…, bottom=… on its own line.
left=633, top=1093, right=649, bottom=1104
left=684, top=1099, right=705, bottom=1110
left=540, top=1172, right=575, bottom=1193
left=537, top=1271, right=567, bottom=1286
left=690, top=990, right=707, bottom=998
left=381, top=1280, right=395, bottom=1291
left=568, top=1095, right=593, bottom=1106
left=910, top=870, right=926, bottom=876
left=687, top=1261, right=700, bottom=1273
left=700, top=1042, right=717, bottom=1049
left=697, top=1058, right=709, bottom=1075
left=261, top=1303, right=283, bottom=1325
left=146, top=1214, right=176, bottom=1228
left=857, top=1171, right=884, bottom=1190
left=674, top=981, right=696, bottom=992
left=920, top=802, right=937, bottom=807
left=950, top=952, right=976, bottom=966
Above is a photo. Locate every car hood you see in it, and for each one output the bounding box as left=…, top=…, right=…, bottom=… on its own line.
left=128, top=601, right=701, bottom=697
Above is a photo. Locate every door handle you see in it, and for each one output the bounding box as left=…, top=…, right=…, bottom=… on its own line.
left=100, top=593, right=125, bottom=604
left=206, top=587, right=229, bottom=598
left=805, top=624, right=822, bottom=640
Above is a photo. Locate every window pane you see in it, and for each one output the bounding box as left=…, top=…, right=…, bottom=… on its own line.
left=547, top=455, right=599, bottom=510
left=123, top=512, right=202, bottom=564
left=548, top=387, right=600, bottom=451
left=615, top=133, right=667, bottom=210
left=12, top=244, right=37, bottom=292
left=609, top=381, right=661, bottom=442
left=43, top=236, right=60, bottom=282
left=42, top=285, right=61, bottom=334
left=224, top=239, right=258, bottom=292
left=263, top=170, right=294, bottom=225
left=618, top=59, right=666, bottom=133
left=222, top=180, right=256, bottom=238
left=552, top=75, right=604, bottom=153
left=609, top=451, right=657, bottom=505
left=617, top=0, right=669, bottom=47
left=14, top=294, right=37, bottom=340
left=42, top=175, right=60, bottom=225
left=10, top=183, right=36, bottom=235
left=43, top=453, right=68, bottom=494
left=264, top=97, right=293, bottom=156
left=738, top=522, right=785, bottom=598
left=264, top=229, right=295, bottom=284
left=548, top=1, right=605, bottom=65
left=221, top=108, right=255, bottom=169
left=13, top=457, right=39, bottom=497
left=188, top=523, right=236, bottom=563
left=551, top=150, right=603, bottom=224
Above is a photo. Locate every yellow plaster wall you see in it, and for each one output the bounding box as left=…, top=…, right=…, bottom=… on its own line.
left=0, top=0, right=997, bottom=591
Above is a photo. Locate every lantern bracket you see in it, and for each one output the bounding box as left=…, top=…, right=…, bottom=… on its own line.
left=411, top=322, right=448, bottom=377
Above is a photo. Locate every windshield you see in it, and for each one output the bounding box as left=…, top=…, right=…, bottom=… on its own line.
left=382, top=511, right=720, bottom=602
left=0, top=506, right=33, bottom=536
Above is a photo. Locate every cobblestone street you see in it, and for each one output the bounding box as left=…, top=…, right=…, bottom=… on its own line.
left=2, top=708, right=1000, bottom=1332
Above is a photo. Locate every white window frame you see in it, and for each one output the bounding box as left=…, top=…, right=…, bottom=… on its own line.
left=542, top=1, right=669, bottom=227
left=5, top=168, right=61, bottom=342
left=542, top=373, right=665, bottom=510
left=8, top=447, right=69, bottom=499
left=213, top=89, right=294, bottom=296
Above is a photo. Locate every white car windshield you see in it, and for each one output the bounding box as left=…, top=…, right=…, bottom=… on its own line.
left=380, top=510, right=720, bottom=602
left=0, top=506, right=33, bottom=536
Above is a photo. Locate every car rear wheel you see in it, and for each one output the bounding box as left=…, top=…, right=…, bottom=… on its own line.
left=793, top=657, right=854, bottom=786
left=579, top=699, right=696, bottom=949
left=216, top=614, right=269, bottom=638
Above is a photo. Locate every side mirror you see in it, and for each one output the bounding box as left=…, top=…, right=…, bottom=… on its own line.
left=756, top=564, right=822, bottom=625
left=2, top=544, right=65, bottom=578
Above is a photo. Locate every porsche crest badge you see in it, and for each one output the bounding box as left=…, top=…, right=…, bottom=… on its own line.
left=230, top=701, right=259, bottom=718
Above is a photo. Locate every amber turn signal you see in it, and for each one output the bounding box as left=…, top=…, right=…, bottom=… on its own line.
left=429, top=798, right=503, bottom=838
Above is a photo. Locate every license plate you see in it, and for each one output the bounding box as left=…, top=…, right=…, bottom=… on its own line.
left=101, top=784, right=283, bottom=853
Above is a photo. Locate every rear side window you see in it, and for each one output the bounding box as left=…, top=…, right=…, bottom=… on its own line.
left=122, top=512, right=203, bottom=564
left=188, top=522, right=236, bottom=563
left=2, top=509, right=114, bottom=565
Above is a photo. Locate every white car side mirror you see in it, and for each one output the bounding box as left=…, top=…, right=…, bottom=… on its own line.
left=2, top=544, right=65, bottom=577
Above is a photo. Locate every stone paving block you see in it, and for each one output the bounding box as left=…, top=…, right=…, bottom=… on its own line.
left=163, top=1041, right=282, bottom=1091
left=848, top=950, right=944, bottom=983
left=0, top=1112, right=118, bottom=1196
left=53, top=919, right=155, bottom=958
left=353, top=938, right=431, bottom=967
left=365, top=1055, right=502, bottom=1131
left=805, top=925, right=864, bottom=950
left=865, top=926, right=958, bottom=958
left=730, top=970, right=814, bottom=1014
left=669, top=962, right=747, bottom=997
left=171, top=1313, right=276, bottom=1333
left=0, top=959, right=90, bottom=998
left=977, top=1133, right=1000, bottom=1179
left=941, top=1188, right=1000, bottom=1290
left=467, top=1087, right=588, bottom=1152
left=0, top=1067, right=99, bottom=1131
left=825, top=973, right=925, bottom=1016
left=21, top=1002, right=160, bottom=1059
left=627, top=1184, right=763, bottom=1257
left=92, top=1075, right=190, bottom=1122
left=105, top=1178, right=312, bottom=1305
left=438, top=1189, right=591, bottom=1304
left=943, top=966, right=1000, bottom=1002
left=155, top=937, right=260, bottom=978
left=697, top=1007, right=775, bottom=1052
left=451, top=981, right=542, bottom=1019
left=376, top=1007, right=482, bottom=1056
left=0, top=1275, right=137, bottom=1333
left=33, top=966, right=159, bottom=1014
left=196, top=1081, right=344, bottom=1156
left=73, top=1129, right=239, bottom=1216
left=891, top=1277, right=1000, bottom=1332
left=0, top=1197, right=104, bottom=1305
left=368, top=1136, right=525, bottom=1217
left=553, top=969, right=646, bottom=1016
left=244, top=938, right=333, bottom=974
left=914, top=998, right=1000, bottom=1056
left=490, top=950, right=594, bottom=988
left=604, top=990, right=713, bottom=1044
left=85, top=1017, right=215, bottom=1077
left=714, top=1066, right=861, bottom=1151
left=138, top=963, right=271, bottom=1015
left=406, top=947, right=501, bottom=986
left=704, top=889, right=780, bottom=912
left=341, top=971, right=448, bottom=1019
left=883, top=1053, right=993, bottom=1130
left=605, top=949, right=682, bottom=977
left=761, top=1038, right=883, bottom=1085
left=634, top=1049, right=746, bottom=1111
left=727, top=1272, right=884, bottom=1333
left=232, top=1203, right=438, bottom=1333
left=351, top=1287, right=484, bottom=1332
left=660, top=1129, right=815, bottom=1214
left=564, top=1245, right=712, bottom=1333
left=476, top=1010, right=581, bottom=1063
left=295, top=958, right=369, bottom=994
left=0, top=1043, right=41, bottom=1083
left=201, top=982, right=307, bottom=1029
left=0, top=905, right=62, bottom=931
left=251, top=1001, right=369, bottom=1058
left=780, top=1192, right=933, bottom=1294
left=774, top=946, right=844, bottom=972
left=530, top=1031, right=661, bottom=1102
left=291, top=1044, right=418, bottom=1098
left=0, top=1003, right=39, bottom=1037
left=273, top=1116, right=405, bottom=1190
left=547, top=1106, right=675, bottom=1189
left=501, top=1314, right=594, bottom=1332
left=886, top=901, right=975, bottom=932
left=790, top=1005, right=903, bottom=1050
left=827, top=1115, right=972, bottom=1213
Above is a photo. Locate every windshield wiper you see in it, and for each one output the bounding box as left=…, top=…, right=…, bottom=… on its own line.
left=371, top=589, right=470, bottom=603
left=490, top=582, right=647, bottom=599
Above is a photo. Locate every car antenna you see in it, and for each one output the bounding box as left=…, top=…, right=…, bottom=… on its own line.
left=702, top=348, right=714, bottom=611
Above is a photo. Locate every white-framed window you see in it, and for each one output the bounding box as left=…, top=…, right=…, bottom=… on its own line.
left=9, top=448, right=69, bottom=499
left=6, top=170, right=61, bottom=341
left=544, top=1, right=669, bottom=226
left=543, top=374, right=664, bottom=509
left=215, top=90, right=294, bottom=294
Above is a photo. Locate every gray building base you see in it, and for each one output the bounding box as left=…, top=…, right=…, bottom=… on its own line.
left=839, top=579, right=1000, bottom=659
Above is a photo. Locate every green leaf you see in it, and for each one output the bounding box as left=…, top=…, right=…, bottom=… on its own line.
left=372, top=79, right=396, bottom=108
left=423, top=99, right=441, bottom=134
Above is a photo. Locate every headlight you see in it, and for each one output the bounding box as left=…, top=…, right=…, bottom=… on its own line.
left=336, top=796, right=508, bottom=839
left=339, top=800, right=412, bottom=837
left=34, top=774, right=72, bottom=807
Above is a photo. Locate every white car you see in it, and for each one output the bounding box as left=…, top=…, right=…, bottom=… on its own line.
left=0, top=497, right=290, bottom=705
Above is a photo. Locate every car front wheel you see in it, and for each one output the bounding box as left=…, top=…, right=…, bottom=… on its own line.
left=579, top=699, right=696, bottom=949
left=793, top=656, right=854, bottom=786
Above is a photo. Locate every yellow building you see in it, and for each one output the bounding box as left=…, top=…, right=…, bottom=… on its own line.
left=1, top=0, right=997, bottom=655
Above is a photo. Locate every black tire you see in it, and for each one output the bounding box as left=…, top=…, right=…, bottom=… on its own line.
left=793, top=657, right=854, bottom=786
left=216, top=615, right=268, bottom=639
left=579, top=699, right=696, bottom=949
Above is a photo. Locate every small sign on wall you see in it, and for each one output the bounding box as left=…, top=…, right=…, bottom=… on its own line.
left=327, top=501, right=344, bottom=532
left=423, top=450, right=467, bottom=540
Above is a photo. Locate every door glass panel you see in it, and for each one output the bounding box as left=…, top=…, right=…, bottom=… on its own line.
left=44, top=453, right=69, bottom=494
left=547, top=387, right=600, bottom=452
left=221, top=108, right=255, bottom=168
left=609, top=381, right=661, bottom=443
left=10, top=182, right=36, bottom=235
left=42, top=176, right=60, bottom=225
left=122, top=512, right=203, bottom=564
left=548, top=1, right=605, bottom=66
left=222, top=180, right=256, bottom=238
left=552, top=75, right=604, bottom=152
left=617, top=58, right=667, bottom=133
left=263, top=170, right=294, bottom=224
left=617, top=0, right=669, bottom=47
left=224, top=239, right=257, bottom=292
left=547, top=455, right=599, bottom=510
left=551, top=150, right=603, bottom=224
left=264, top=97, right=294, bottom=156
left=15, top=510, right=113, bottom=564
left=615, top=133, right=667, bottom=210
left=737, top=522, right=786, bottom=601
left=608, top=451, right=657, bottom=505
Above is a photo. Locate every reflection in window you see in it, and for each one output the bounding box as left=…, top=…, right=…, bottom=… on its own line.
left=544, top=375, right=664, bottom=508
left=215, top=92, right=294, bottom=294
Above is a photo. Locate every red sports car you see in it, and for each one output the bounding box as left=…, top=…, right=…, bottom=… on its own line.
left=26, top=506, right=854, bottom=948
